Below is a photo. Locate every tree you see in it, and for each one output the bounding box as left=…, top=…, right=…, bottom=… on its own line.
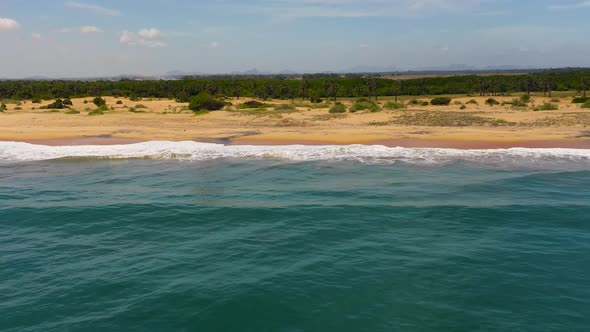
left=391, top=80, right=402, bottom=101
left=329, top=82, right=339, bottom=101
left=522, top=76, right=536, bottom=96
left=188, top=92, right=224, bottom=111
left=542, top=79, right=553, bottom=97
left=581, top=78, right=588, bottom=98
left=366, top=78, right=378, bottom=101
left=300, top=79, right=311, bottom=101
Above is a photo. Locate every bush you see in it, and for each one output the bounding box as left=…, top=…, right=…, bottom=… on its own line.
left=572, top=97, right=589, bottom=104
left=32, top=97, right=42, bottom=104
left=93, top=97, right=106, bottom=107
left=310, top=95, right=323, bottom=103
left=460, top=105, right=467, bottom=110
left=550, top=98, right=560, bottom=102
left=239, top=100, right=267, bottom=109
left=44, top=99, right=68, bottom=109
left=193, top=110, right=209, bottom=116
left=453, top=100, right=462, bottom=105
left=83, top=100, right=88, bottom=104
left=420, top=101, right=429, bottom=106
left=520, top=94, right=531, bottom=103
left=116, top=100, right=123, bottom=105
left=274, top=104, right=296, bottom=111
left=65, top=109, right=80, bottom=114
left=351, top=99, right=381, bottom=112
left=0, top=104, right=7, bottom=111
left=430, top=97, right=452, bottom=106
left=384, top=101, right=406, bottom=110
left=89, top=109, right=104, bottom=116
left=135, top=104, right=147, bottom=109
left=466, top=99, right=478, bottom=105
left=485, top=98, right=500, bottom=106
left=15, top=106, right=22, bottom=111
left=534, top=103, right=559, bottom=111
left=581, top=102, right=590, bottom=109
left=63, top=98, right=73, bottom=106
left=510, top=98, right=528, bottom=107
left=408, top=99, right=420, bottom=105
left=188, top=92, right=225, bottom=111
left=329, top=102, right=347, bottom=113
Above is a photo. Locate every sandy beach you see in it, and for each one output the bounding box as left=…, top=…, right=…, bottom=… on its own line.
left=1, top=96, right=589, bottom=148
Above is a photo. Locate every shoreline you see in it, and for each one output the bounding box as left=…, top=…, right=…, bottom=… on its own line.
left=9, top=136, right=590, bottom=149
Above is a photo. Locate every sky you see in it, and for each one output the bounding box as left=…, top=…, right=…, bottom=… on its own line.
left=1, top=0, right=590, bottom=78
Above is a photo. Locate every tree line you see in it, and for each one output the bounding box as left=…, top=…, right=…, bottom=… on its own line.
left=0, top=72, right=588, bottom=102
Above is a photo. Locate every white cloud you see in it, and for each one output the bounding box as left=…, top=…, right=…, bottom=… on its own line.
left=208, top=41, right=221, bottom=49
left=80, top=26, right=103, bottom=33
left=549, top=1, right=590, bottom=10
left=64, top=1, right=121, bottom=16
left=31, top=33, right=42, bottom=39
left=0, top=18, right=20, bottom=31
left=120, top=28, right=167, bottom=48
left=138, top=28, right=162, bottom=39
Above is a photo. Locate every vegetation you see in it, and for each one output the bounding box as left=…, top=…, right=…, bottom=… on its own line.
left=93, top=97, right=106, bottom=107
left=42, top=99, right=68, bottom=109
left=240, top=100, right=267, bottom=109
left=193, top=110, right=209, bottom=116
left=0, top=104, right=6, bottom=111
left=572, top=97, right=589, bottom=103
left=88, top=109, right=104, bottom=116
left=389, top=111, right=516, bottom=127
left=188, top=92, right=224, bottom=111
left=65, top=109, right=81, bottom=114
left=384, top=101, right=406, bottom=110
left=0, top=71, right=588, bottom=102
left=535, top=103, right=559, bottom=111
left=581, top=102, right=590, bottom=109
left=116, top=100, right=123, bottom=104
left=135, top=104, right=148, bottom=109
left=485, top=98, right=500, bottom=106
left=329, top=102, right=347, bottom=113
left=351, top=98, right=381, bottom=112
left=430, top=97, right=452, bottom=106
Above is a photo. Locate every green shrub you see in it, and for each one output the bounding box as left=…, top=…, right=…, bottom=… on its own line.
left=466, top=99, right=478, bottom=105
left=310, top=95, right=323, bottom=103
left=408, top=99, right=420, bottom=105
left=116, top=100, right=123, bottom=105
left=93, top=97, right=106, bottom=107
left=239, top=100, right=267, bottom=109
left=98, top=105, right=109, bottom=111
left=274, top=104, right=296, bottom=111
left=351, top=99, right=381, bottom=112
left=581, top=102, right=590, bottom=109
left=83, top=100, right=88, bottom=104
left=32, top=97, right=42, bottom=104
left=14, top=106, right=22, bottom=111
left=0, top=104, right=7, bottom=111
left=135, top=104, right=147, bottom=109
left=460, top=105, right=467, bottom=110
left=430, top=97, right=452, bottom=106
left=329, top=102, right=347, bottom=113
left=485, top=98, right=500, bottom=106
left=572, top=97, right=589, bottom=104
left=188, top=92, right=224, bottom=111
left=194, top=110, right=209, bottom=116
left=44, top=99, right=68, bottom=109
left=550, top=98, right=560, bottom=102
left=453, top=100, right=463, bottom=105
left=89, top=109, right=104, bottom=116
left=534, top=103, right=559, bottom=111
left=520, top=94, right=531, bottom=103
left=65, top=109, right=80, bottom=114
left=420, top=101, right=429, bottom=106
left=63, top=98, right=73, bottom=106
left=384, top=101, right=406, bottom=110
left=510, top=98, right=528, bottom=107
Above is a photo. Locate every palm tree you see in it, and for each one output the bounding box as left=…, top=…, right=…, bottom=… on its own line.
left=366, top=78, right=378, bottom=101
left=300, top=79, right=311, bottom=101
left=322, top=80, right=331, bottom=99
left=541, top=79, right=553, bottom=97
left=581, top=78, right=588, bottom=98
left=391, top=80, right=401, bottom=101
left=329, top=82, right=339, bottom=101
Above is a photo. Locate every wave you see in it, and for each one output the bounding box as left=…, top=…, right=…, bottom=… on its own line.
left=0, top=141, right=589, bottom=167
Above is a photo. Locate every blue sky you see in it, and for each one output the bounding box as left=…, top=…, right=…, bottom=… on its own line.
left=1, top=0, right=589, bottom=77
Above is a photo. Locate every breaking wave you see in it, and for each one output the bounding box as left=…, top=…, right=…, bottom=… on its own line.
left=0, top=141, right=589, bottom=168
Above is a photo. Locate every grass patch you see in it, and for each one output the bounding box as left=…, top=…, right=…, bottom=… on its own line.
left=533, top=113, right=590, bottom=126
left=65, top=109, right=81, bottom=114
left=135, top=104, right=148, bottom=109
left=312, top=114, right=348, bottom=121
left=572, top=97, right=589, bottom=104
left=88, top=109, right=104, bottom=116
left=581, top=102, right=590, bottom=109
left=193, top=110, right=210, bottom=116
left=550, top=98, right=560, bottom=102
left=273, top=104, right=296, bottom=111
left=534, top=103, right=559, bottom=111
left=384, top=101, right=406, bottom=110
left=389, top=111, right=517, bottom=127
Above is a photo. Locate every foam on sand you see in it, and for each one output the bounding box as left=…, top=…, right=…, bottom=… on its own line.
left=0, top=141, right=589, bottom=169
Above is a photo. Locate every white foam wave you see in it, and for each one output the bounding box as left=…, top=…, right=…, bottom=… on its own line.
left=0, top=141, right=589, bottom=167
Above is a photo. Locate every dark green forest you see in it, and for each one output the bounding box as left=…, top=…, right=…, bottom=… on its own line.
left=1, top=71, right=588, bottom=102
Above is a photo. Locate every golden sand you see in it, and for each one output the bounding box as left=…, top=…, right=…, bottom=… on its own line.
left=1, top=96, right=589, bottom=148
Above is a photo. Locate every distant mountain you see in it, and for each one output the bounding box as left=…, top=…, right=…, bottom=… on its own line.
left=341, top=65, right=399, bottom=73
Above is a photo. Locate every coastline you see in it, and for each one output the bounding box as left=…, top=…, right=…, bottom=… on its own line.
left=10, top=135, right=590, bottom=149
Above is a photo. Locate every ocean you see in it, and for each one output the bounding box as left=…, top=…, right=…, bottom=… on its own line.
left=1, top=141, right=589, bottom=331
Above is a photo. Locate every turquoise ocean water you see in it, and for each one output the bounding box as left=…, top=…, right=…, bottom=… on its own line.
left=1, top=141, right=589, bottom=331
